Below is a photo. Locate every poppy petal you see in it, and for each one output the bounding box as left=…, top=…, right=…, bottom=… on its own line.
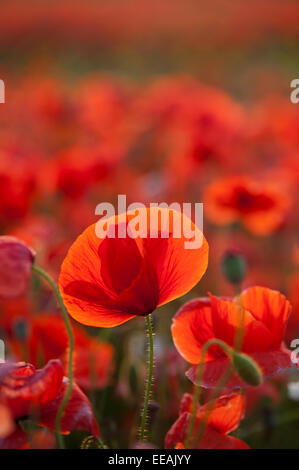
left=199, top=393, right=246, bottom=434
left=186, top=349, right=292, bottom=389
left=199, top=427, right=249, bottom=449
left=171, top=298, right=217, bottom=364
left=144, top=208, right=209, bottom=307
left=210, top=294, right=274, bottom=352
left=0, top=360, right=64, bottom=419
left=240, top=286, right=291, bottom=348
left=39, top=379, right=100, bottom=437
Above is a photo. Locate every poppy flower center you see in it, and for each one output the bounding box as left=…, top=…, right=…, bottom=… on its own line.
left=230, top=186, right=275, bottom=213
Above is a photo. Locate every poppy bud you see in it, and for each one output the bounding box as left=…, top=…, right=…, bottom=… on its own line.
left=232, top=352, right=262, bottom=386
left=221, top=250, right=247, bottom=285
left=0, top=236, right=35, bottom=300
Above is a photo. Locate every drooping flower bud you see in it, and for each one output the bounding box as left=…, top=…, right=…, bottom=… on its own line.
left=232, top=351, right=262, bottom=386
left=0, top=236, right=35, bottom=300
left=221, top=250, right=247, bottom=285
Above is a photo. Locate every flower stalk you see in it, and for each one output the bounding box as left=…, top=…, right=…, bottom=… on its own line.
left=32, top=264, right=74, bottom=449
left=139, top=313, right=154, bottom=441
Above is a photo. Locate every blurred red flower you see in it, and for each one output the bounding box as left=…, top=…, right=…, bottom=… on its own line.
left=59, top=207, right=208, bottom=327
left=172, top=286, right=292, bottom=389
left=28, top=314, right=114, bottom=391
left=204, top=176, right=290, bottom=236
left=165, top=392, right=248, bottom=449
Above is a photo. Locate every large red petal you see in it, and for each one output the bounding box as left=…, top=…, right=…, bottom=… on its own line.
left=210, top=294, right=274, bottom=352
left=59, top=223, right=136, bottom=327
left=143, top=208, right=208, bottom=307
left=171, top=298, right=218, bottom=364
left=240, top=286, right=291, bottom=349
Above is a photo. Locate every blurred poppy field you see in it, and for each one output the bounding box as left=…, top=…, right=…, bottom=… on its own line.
left=1, top=0, right=299, bottom=450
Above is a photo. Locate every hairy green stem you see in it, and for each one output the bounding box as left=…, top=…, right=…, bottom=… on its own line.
left=185, top=338, right=232, bottom=448
left=32, top=264, right=74, bottom=449
left=140, top=314, right=154, bottom=441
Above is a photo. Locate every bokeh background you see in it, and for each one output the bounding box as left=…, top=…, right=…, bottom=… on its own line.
left=1, top=0, right=299, bottom=449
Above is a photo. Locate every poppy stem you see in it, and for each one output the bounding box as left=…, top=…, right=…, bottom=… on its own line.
left=193, top=364, right=233, bottom=448
left=140, top=313, right=154, bottom=441
left=185, top=338, right=232, bottom=448
left=191, top=294, right=245, bottom=448
left=32, top=264, right=74, bottom=449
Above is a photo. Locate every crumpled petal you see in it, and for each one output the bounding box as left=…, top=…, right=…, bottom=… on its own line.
left=0, top=360, right=64, bottom=419
left=39, top=378, right=100, bottom=437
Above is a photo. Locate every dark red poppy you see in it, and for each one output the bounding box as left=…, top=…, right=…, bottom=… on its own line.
left=165, top=392, right=248, bottom=449
left=203, top=176, right=290, bottom=236
left=171, top=286, right=292, bottom=389
left=0, top=359, right=100, bottom=449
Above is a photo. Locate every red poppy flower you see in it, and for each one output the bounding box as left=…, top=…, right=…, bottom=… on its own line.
left=0, top=237, right=35, bottom=300
left=0, top=359, right=100, bottom=449
left=0, top=307, right=114, bottom=391
left=203, top=176, right=289, bottom=236
left=65, top=343, right=113, bottom=391
left=172, top=286, right=292, bottom=389
left=28, top=313, right=114, bottom=390
left=165, top=392, right=248, bottom=449
left=59, top=207, right=208, bottom=327
left=0, top=159, right=36, bottom=225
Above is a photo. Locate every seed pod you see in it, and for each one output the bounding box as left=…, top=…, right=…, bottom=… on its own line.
left=233, top=352, right=262, bottom=386
left=221, top=250, right=247, bottom=285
